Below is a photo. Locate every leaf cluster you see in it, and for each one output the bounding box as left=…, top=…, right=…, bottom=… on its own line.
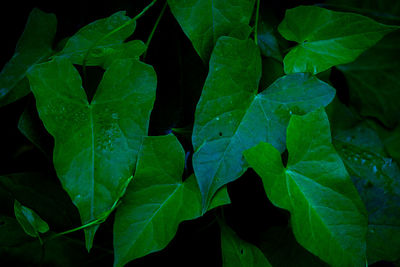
left=1, top=0, right=400, bottom=266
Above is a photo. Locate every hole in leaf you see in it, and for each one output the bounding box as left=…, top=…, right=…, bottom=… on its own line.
left=219, top=132, right=222, bottom=136
left=240, top=248, right=244, bottom=254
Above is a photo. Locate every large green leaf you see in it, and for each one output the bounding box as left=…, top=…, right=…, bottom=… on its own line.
left=278, top=6, right=398, bottom=74
left=14, top=200, right=49, bottom=238
left=244, top=109, right=367, bottom=267
left=57, top=11, right=145, bottom=67
left=334, top=123, right=400, bottom=263
left=168, top=0, right=255, bottom=62
left=113, top=135, right=230, bottom=267
left=220, top=220, right=272, bottom=267
left=0, top=8, right=56, bottom=107
left=27, top=57, right=156, bottom=250
left=337, top=32, right=400, bottom=127
left=192, top=37, right=335, bottom=211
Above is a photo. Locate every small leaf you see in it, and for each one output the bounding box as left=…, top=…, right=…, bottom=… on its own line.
left=337, top=32, right=400, bottom=127
left=220, top=220, right=272, bottom=267
left=244, top=109, right=368, bottom=267
left=192, top=36, right=335, bottom=211
left=58, top=11, right=145, bottom=67
left=334, top=123, right=400, bottom=263
left=278, top=6, right=398, bottom=74
left=113, top=135, right=230, bottom=267
left=0, top=8, right=56, bottom=106
left=27, top=57, right=157, bottom=250
left=14, top=200, right=49, bottom=238
left=168, top=0, right=255, bottom=62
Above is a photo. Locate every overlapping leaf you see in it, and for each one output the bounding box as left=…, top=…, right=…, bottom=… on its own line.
left=192, top=37, right=335, bottom=211
left=220, top=220, right=272, bottom=267
left=27, top=57, right=156, bottom=250
left=337, top=32, right=400, bottom=127
left=113, top=135, right=230, bottom=267
left=58, top=11, right=145, bottom=67
left=0, top=8, right=56, bottom=106
left=14, top=200, right=49, bottom=238
left=244, top=109, right=368, bottom=267
left=334, top=123, right=400, bottom=263
left=168, top=0, right=255, bottom=62
left=278, top=6, right=398, bottom=74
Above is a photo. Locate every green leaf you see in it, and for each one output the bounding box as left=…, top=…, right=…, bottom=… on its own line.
left=334, top=123, right=400, bottom=263
left=0, top=215, right=111, bottom=266
left=257, top=8, right=283, bottom=62
left=244, top=109, right=367, bottom=267
left=0, top=173, right=79, bottom=230
left=278, top=6, right=398, bottom=74
left=257, top=226, right=328, bottom=267
left=113, top=135, right=230, bottom=267
left=220, top=220, right=272, bottom=267
left=325, top=0, right=400, bottom=23
left=192, top=36, right=335, bottom=211
left=27, top=57, right=156, bottom=251
left=14, top=200, right=49, bottom=238
left=0, top=8, right=56, bottom=107
left=168, top=0, right=255, bottom=62
left=337, top=32, right=400, bottom=127
left=58, top=11, right=145, bottom=67
left=18, top=103, right=53, bottom=158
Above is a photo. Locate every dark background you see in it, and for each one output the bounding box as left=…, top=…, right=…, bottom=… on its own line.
left=0, top=0, right=395, bottom=266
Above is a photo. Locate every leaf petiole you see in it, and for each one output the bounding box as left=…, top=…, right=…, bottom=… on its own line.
left=142, top=1, right=168, bottom=60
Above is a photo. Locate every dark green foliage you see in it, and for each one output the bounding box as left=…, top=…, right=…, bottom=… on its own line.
left=1, top=0, right=399, bottom=266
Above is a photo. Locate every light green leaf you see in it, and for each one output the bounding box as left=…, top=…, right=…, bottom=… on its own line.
left=337, top=32, right=400, bottom=127
left=192, top=36, right=335, bottom=211
left=334, top=123, right=400, bottom=263
left=220, top=220, right=272, bottom=267
left=27, top=57, right=156, bottom=251
left=0, top=8, right=56, bottom=107
left=278, top=6, right=398, bottom=74
left=58, top=11, right=145, bottom=67
left=244, top=109, right=367, bottom=267
left=168, top=0, right=255, bottom=62
left=14, top=200, right=49, bottom=238
left=113, top=135, right=230, bottom=267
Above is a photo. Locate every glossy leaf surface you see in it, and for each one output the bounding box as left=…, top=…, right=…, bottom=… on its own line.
left=14, top=200, right=49, bottom=238
left=0, top=8, right=56, bottom=106
left=58, top=11, right=145, bottom=67
left=334, top=123, right=400, bottom=263
left=278, top=6, right=398, bottom=74
left=27, top=57, right=156, bottom=250
left=244, top=109, right=368, bottom=267
left=113, top=135, right=230, bottom=267
left=168, top=0, right=255, bottom=62
left=192, top=37, right=335, bottom=210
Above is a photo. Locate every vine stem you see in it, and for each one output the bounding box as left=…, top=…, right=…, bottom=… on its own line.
left=82, top=0, right=158, bottom=80
left=254, top=0, right=260, bottom=45
left=142, top=1, right=168, bottom=61
left=46, top=176, right=133, bottom=242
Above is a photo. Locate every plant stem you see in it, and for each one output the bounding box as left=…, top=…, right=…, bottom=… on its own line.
left=142, top=1, right=168, bottom=61
left=254, top=0, right=260, bottom=45
left=82, top=0, right=158, bottom=79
